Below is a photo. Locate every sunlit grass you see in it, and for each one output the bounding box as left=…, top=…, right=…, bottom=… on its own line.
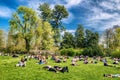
left=0, top=56, right=120, bottom=80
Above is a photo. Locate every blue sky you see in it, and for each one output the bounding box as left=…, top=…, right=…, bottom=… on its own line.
left=0, top=0, right=120, bottom=33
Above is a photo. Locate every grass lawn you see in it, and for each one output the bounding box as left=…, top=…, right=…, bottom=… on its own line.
left=0, top=56, right=120, bottom=80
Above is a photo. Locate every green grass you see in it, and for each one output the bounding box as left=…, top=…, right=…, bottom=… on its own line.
left=0, top=56, right=120, bottom=80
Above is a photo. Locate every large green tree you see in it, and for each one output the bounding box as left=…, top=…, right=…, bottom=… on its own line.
left=9, top=6, right=38, bottom=52
left=38, top=3, right=52, bottom=21
left=85, top=29, right=99, bottom=47
left=60, top=32, right=74, bottom=49
left=52, top=5, right=68, bottom=46
left=38, top=3, right=69, bottom=47
left=75, top=24, right=84, bottom=48
left=104, top=28, right=114, bottom=49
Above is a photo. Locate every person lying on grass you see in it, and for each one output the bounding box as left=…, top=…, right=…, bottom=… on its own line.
left=16, top=57, right=26, bottom=67
left=104, top=74, right=120, bottom=78
left=43, top=65, right=69, bottom=73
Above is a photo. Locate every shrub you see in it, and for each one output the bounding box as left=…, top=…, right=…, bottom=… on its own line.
left=104, top=48, right=112, bottom=56
left=75, top=49, right=83, bottom=56
left=60, top=48, right=76, bottom=56
left=111, top=50, right=120, bottom=58
left=82, top=46, right=104, bottom=57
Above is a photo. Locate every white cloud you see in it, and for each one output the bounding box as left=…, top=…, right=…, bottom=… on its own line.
left=99, top=1, right=115, bottom=10
left=27, top=0, right=42, bottom=11
left=88, top=7, right=119, bottom=21
left=99, top=0, right=120, bottom=10
left=65, top=0, right=83, bottom=8
left=66, top=29, right=76, bottom=33
left=81, top=0, right=120, bottom=32
left=61, top=29, right=76, bottom=35
left=0, top=6, right=14, bottom=18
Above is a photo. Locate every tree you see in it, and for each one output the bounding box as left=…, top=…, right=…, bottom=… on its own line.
left=60, top=32, right=74, bottom=49
left=41, top=21, right=54, bottom=50
left=52, top=5, right=69, bottom=46
left=84, top=29, right=99, bottom=47
left=103, top=28, right=114, bottom=49
left=9, top=6, right=38, bottom=52
left=115, top=27, right=120, bottom=47
left=75, top=24, right=84, bottom=48
left=84, top=29, right=93, bottom=47
left=39, top=3, right=69, bottom=47
left=0, top=30, right=5, bottom=50
left=38, top=3, right=52, bottom=21
left=52, top=5, right=69, bottom=28
left=33, top=19, right=43, bottom=50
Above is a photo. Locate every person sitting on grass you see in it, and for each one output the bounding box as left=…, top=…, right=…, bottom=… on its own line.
left=103, top=58, right=109, bottom=66
left=63, top=57, right=67, bottom=63
left=103, top=58, right=113, bottom=67
left=16, top=58, right=26, bottom=67
left=84, top=59, right=88, bottom=64
left=79, top=55, right=84, bottom=61
left=113, top=58, right=119, bottom=64
left=38, top=57, right=47, bottom=64
left=71, top=58, right=79, bottom=66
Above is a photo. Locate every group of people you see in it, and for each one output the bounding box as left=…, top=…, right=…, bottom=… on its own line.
left=51, top=55, right=68, bottom=63
left=71, top=55, right=99, bottom=66
left=15, top=54, right=120, bottom=76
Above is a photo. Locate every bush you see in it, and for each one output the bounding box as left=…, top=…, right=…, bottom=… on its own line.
left=75, top=49, right=83, bottom=56
left=6, top=47, right=27, bottom=54
left=60, top=48, right=76, bottom=56
left=60, top=48, right=84, bottom=56
left=111, top=50, right=120, bottom=58
left=82, top=46, right=104, bottom=57
left=104, top=48, right=112, bottom=56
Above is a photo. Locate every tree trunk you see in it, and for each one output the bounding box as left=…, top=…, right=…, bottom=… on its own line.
left=25, top=38, right=30, bottom=53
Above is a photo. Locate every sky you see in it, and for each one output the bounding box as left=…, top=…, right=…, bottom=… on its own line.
left=0, top=0, right=120, bottom=34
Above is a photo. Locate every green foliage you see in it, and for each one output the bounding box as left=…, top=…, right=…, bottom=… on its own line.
left=75, top=49, right=84, bottom=56
left=9, top=6, right=38, bottom=52
left=0, top=30, right=5, bottom=51
left=38, top=3, right=69, bottom=47
left=52, top=5, right=69, bottom=45
left=75, top=24, right=84, bottom=48
left=60, top=48, right=76, bottom=56
left=60, top=48, right=83, bottom=56
left=38, top=3, right=52, bottom=21
left=60, top=32, right=74, bottom=49
left=82, top=46, right=104, bottom=57
left=104, top=48, right=112, bottom=56
left=41, top=21, right=54, bottom=50
left=84, top=29, right=99, bottom=47
left=111, top=50, right=120, bottom=58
